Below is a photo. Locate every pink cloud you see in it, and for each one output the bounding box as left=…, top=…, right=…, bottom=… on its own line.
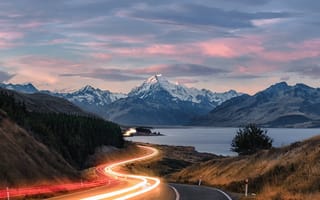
left=47, top=38, right=70, bottom=45
left=0, top=41, right=16, bottom=48
left=260, top=38, right=320, bottom=62
left=196, top=36, right=264, bottom=58
left=198, top=42, right=237, bottom=58
left=0, top=31, right=23, bottom=40
left=4, top=55, right=88, bottom=73
left=113, top=44, right=182, bottom=56
left=91, top=53, right=112, bottom=60
left=19, top=22, right=43, bottom=29
left=0, top=31, right=23, bottom=49
left=108, top=35, right=265, bottom=61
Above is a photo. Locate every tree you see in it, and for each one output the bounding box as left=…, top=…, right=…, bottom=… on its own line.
left=231, top=124, right=273, bottom=155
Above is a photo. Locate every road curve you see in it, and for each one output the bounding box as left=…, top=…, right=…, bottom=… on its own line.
left=170, top=183, right=234, bottom=200
left=49, top=145, right=162, bottom=200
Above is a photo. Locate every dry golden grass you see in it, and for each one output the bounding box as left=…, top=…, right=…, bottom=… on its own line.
left=169, top=135, right=320, bottom=200
left=122, top=143, right=219, bottom=178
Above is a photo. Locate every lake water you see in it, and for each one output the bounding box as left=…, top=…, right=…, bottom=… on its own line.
left=126, top=127, right=320, bottom=156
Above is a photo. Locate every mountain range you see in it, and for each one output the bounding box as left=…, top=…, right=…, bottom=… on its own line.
left=0, top=75, right=241, bottom=125
left=3, top=77, right=320, bottom=127
left=194, top=82, right=320, bottom=127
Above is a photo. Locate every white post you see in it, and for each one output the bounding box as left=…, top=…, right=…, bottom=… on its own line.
left=245, top=179, right=248, bottom=197
left=6, top=187, right=10, bottom=200
left=198, top=179, right=202, bottom=186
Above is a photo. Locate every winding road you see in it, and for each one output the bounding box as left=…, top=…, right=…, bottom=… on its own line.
left=49, top=145, right=235, bottom=200
left=49, top=145, right=165, bottom=200
left=1, top=145, right=235, bottom=200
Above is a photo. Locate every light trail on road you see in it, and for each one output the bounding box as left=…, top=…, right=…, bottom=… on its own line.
left=0, top=179, right=117, bottom=199
left=0, top=145, right=160, bottom=200
left=81, top=145, right=161, bottom=200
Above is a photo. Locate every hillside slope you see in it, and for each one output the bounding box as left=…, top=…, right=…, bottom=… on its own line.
left=0, top=88, right=89, bottom=116
left=170, top=135, right=320, bottom=199
left=0, top=111, right=77, bottom=187
left=0, top=89, right=124, bottom=169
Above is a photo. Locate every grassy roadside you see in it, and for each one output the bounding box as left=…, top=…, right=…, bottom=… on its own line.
left=168, top=136, right=320, bottom=200
left=121, top=142, right=220, bottom=178
left=119, top=136, right=320, bottom=200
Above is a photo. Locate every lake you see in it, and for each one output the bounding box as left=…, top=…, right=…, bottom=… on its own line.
left=126, top=127, right=320, bottom=156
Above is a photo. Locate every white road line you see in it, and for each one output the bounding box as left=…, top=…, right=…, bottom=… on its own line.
left=214, top=188, right=233, bottom=200
left=169, top=185, right=180, bottom=200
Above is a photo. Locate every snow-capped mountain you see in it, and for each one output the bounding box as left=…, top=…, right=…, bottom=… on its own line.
left=106, top=75, right=243, bottom=125
left=0, top=83, right=39, bottom=94
left=46, top=85, right=126, bottom=117
left=129, top=74, right=241, bottom=106
left=57, top=85, right=126, bottom=106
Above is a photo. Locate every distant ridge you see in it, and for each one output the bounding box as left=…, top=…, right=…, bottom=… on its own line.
left=0, top=83, right=38, bottom=94
left=194, top=82, right=320, bottom=127
left=0, top=87, right=89, bottom=116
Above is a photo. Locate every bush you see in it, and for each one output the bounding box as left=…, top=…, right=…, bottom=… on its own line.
left=231, top=124, right=273, bottom=155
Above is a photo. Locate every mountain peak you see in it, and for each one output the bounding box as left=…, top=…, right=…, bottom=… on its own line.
left=265, top=82, right=289, bottom=92
left=79, top=85, right=96, bottom=92
left=145, top=74, right=167, bottom=85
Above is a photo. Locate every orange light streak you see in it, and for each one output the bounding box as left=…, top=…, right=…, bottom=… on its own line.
left=81, top=145, right=161, bottom=200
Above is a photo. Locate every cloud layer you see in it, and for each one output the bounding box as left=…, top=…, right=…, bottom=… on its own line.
left=0, top=0, right=319, bottom=93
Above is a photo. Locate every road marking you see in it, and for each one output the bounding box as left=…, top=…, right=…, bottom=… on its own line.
left=213, top=188, right=233, bottom=200
left=169, top=185, right=180, bottom=200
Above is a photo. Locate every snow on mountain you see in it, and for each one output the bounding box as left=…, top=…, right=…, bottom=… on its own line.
left=0, top=83, right=39, bottom=94
left=58, top=85, right=127, bottom=106
left=129, top=74, right=241, bottom=105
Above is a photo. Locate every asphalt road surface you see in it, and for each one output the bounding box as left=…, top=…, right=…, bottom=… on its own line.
left=170, top=183, right=236, bottom=200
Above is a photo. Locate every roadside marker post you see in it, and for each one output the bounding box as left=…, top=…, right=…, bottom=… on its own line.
left=198, top=176, right=202, bottom=186
left=245, top=179, right=249, bottom=197
left=6, top=187, right=9, bottom=200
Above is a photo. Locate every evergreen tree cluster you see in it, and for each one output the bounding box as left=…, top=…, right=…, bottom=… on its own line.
left=0, top=91, right=124, bottom=169
left=231, top=124, right=273, bottom=155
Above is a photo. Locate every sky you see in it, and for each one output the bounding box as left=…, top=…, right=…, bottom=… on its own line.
left=0, top=0, right=319, bottom=94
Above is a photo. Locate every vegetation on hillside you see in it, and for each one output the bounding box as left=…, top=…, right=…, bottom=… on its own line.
left=0, top=91, right=124, bottom=169
left=231, top=124, right=273, bottom=155
left=0, top=116, right=78, bottom=187
left=170, top=135, right=320, bottom=200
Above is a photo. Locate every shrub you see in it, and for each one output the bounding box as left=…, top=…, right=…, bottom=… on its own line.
left=231, top=124, right=273, bottom=155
